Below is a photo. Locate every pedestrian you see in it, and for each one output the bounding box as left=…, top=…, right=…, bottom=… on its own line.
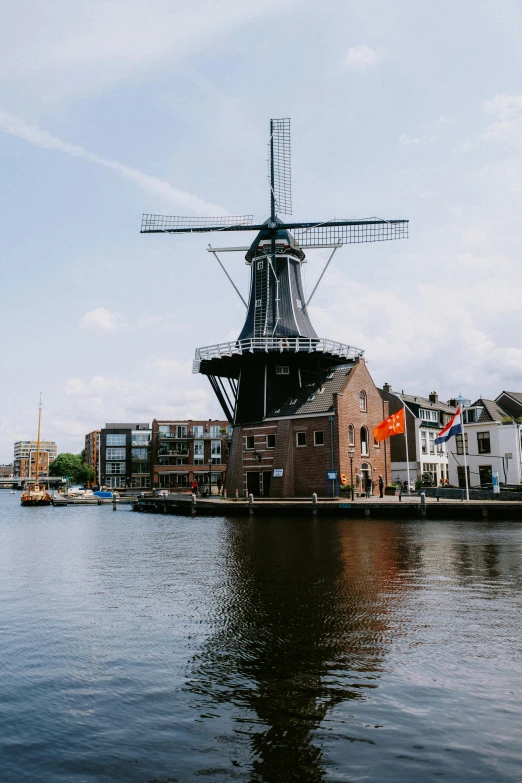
left=216, top=477, right=222, bottom=497
left=365, top=475, right=372, bottom=498
left=378, top=474, right=384, bottom=498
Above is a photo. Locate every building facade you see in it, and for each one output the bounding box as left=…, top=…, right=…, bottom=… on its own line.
left=13, top=440, right=57, bottom=478
left=379, top=386, right=457, bottom=486
left=447, top=398, right=522, bottom=487
left=225, top=357, right=388, bottom=498
left=151, top=419, right=230, bottom=491
left=0, top=464, right=13, bottom=477
left=84, top=430, right=100, bottom=481
left=99, top=423, right=151, bottom=489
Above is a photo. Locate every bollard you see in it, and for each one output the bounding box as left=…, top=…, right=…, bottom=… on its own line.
left=421, top=492, right=426, bottom=506
left=223, top=489, right=227, bottom=499
left=112, top=498, right=117, bottom=511
left=248, top=492, right=254, bottom=515
left=191, top=493, right=197, bottom=515
left=235, top=488, right=239, bottom=501
left=312, top=492, right=318, bottom=516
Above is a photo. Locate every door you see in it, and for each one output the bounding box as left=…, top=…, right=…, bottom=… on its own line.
left=246, top=471, right=260, bottom=497
left=262, top=471, right=272, bottom=497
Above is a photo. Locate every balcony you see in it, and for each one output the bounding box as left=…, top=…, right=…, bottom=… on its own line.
left=158, top=432, right=226, bottom=440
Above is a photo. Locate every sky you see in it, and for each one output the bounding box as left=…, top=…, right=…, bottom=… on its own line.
left=1, top=0, right=522, bottom=461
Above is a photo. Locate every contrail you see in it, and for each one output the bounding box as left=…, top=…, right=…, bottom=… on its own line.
left=0, top=110, right=227, bottom=215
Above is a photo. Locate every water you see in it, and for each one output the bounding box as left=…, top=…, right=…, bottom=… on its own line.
left=1, top=493, right=522, bottom=782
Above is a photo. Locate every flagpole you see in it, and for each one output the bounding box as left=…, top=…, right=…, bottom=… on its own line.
left=458, top=398, right=470, bottom=501
left=403, top=403, right=411, bottom=495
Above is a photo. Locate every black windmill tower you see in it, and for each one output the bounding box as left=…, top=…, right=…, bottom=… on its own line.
left=141, top=119, right=408, bottom=425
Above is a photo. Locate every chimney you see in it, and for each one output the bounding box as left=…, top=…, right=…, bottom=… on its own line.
left=383, top=382, right=392, bottom=393
left=429, top=391, right=438, bottom=404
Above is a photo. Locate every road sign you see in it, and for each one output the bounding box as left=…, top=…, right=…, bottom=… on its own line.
left=273, top=468, right=284, bottom=477
left=327, top=471, right=337, bottom=481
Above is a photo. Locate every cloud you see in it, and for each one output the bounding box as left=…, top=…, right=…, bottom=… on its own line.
left=483, top=93, right=522, bottom=119
left=345, top=45, right=380, bottom=71
left=482, top=93, right=522, bottom=146
left=78, top=308, right=129, bottom=333
left=0, top=0, right=297, bottom=95
left=0, top=111, right=228, bottom=214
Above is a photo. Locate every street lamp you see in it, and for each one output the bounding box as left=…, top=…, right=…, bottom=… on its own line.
left=348, top=448, right=355, bottom=501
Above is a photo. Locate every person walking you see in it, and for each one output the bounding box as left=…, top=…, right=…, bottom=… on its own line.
left=378, top=474, right=384, bottom=498
left=365, top=475, right=372, bottom=498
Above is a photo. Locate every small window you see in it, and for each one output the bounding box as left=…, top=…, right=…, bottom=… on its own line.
left=296, top=432, right=307, bottom=447
left=314, top=431, right=324, bottom=446
left=296, top=299, right=302, bottom=309
left=360, top=426, right=369, bottom=456
left=348, top=424, right=355, bottom=446
left=257, top=260, right=263, bottom=270
left=456, top=433, right=468, bottom=455
left=359, top=391, right=367, bottom=411
left=276, top=366, right=290, bottom=375
left=246, top=436, right=254, bottom=449
left=477, top=432, right=491, bottom=454
left=267, top=434, right=275, bottom=449
left=255, top=299, right=262, bottom=307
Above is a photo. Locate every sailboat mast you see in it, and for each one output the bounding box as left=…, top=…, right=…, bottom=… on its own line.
left=35, top=393, right=42, bottom=484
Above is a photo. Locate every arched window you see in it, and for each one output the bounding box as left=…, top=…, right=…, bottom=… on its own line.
left=359, top=391, right=367, bottom=411
left=348, top=424, right=355, bottom=446
left=361, top=426, right=369, bottom=456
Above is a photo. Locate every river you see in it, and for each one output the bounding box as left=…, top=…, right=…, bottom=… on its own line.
left=0, top=491, right=521, bottom=782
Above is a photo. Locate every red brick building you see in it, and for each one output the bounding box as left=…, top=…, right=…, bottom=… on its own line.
left=225, top=357, right=389, bottom=497
left=151, top=419, right=231, bottom=492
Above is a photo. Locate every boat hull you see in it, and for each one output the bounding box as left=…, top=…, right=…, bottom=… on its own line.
left=21, top=499, right=52, bottom=506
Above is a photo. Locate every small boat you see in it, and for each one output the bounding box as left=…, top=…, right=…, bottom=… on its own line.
left=21, top=395, right=51, bottom=507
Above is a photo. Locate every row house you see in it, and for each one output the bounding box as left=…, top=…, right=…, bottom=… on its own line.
left=225, top=357, right=388, bottom=498
left=151, top=419, right=231, bottom=492
left=448, top=398, right=522, bottom=487
left=379, top=386, right=457, bottom=486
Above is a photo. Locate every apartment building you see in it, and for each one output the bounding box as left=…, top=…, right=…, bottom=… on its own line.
left=151, top=419, right=231, bottom=492
left=99, top=423, right=151, bottom=489
left=84, top=430, right=100, bottom=481
left=13, top=440, right=57, bottom=478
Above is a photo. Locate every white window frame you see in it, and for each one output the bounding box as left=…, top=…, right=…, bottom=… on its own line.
left=106, top=447, right=126, bottom=460
left=276, top=366, right=290, bottom=375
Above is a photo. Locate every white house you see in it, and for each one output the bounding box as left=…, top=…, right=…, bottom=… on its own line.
left=380, top=386, right=457, bottom=486
left=447, top=398, right=522, bottom=488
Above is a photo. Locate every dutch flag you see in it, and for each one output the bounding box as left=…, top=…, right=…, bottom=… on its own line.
left=435, top=406, right=462, bottom=445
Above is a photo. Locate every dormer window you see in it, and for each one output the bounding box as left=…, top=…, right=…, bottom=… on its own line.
left=420, top=408, right=438, bottom=423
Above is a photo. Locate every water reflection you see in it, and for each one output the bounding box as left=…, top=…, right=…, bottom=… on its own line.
left=187, top=519, right=414, bottom=781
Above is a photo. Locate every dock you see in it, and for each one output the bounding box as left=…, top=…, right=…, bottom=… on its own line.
left=133, top=494, right=522, bottom=520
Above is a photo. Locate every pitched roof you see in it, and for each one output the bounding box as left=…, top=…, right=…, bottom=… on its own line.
left=469, top=398, right=510, bottom=422
left=499, top=391, right=522, bottom=404
left=266, top=363, right=355, bottom=418
left=397, top=393, right=457, bottom=414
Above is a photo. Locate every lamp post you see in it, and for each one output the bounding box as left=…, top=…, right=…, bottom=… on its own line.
left=348, top=448, right=355, bottom=501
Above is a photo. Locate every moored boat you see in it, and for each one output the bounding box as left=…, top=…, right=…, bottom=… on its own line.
left=21, top=395, right=51, bottom=507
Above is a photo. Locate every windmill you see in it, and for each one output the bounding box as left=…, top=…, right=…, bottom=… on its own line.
left=141, top=119, right=408, bottom=425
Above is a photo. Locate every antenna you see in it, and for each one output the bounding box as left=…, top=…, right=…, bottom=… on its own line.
left=270, top=118, right=292, bottom=216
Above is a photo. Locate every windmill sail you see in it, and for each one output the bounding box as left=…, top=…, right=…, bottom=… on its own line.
left=270, top=118, right=292, bottom=216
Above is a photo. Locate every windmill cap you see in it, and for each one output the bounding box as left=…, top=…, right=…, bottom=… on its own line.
left=245, top=217, right=305, bottom=263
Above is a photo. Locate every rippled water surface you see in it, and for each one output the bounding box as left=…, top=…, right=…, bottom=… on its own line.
left=1, top=493, right=522, bottom=782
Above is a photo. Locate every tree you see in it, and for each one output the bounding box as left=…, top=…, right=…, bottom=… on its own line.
left=49, top=453, right=95, bottom=485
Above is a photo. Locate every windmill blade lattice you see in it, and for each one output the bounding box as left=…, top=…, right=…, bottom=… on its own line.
left=141, top=214, right=253, bottom=233
left=270, top=118, right=292, bottom=215
left=292, top=218, right=408, bottom=246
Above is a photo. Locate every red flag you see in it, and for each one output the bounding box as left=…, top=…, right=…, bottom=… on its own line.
left=373, top=408, right=405, bottom=442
